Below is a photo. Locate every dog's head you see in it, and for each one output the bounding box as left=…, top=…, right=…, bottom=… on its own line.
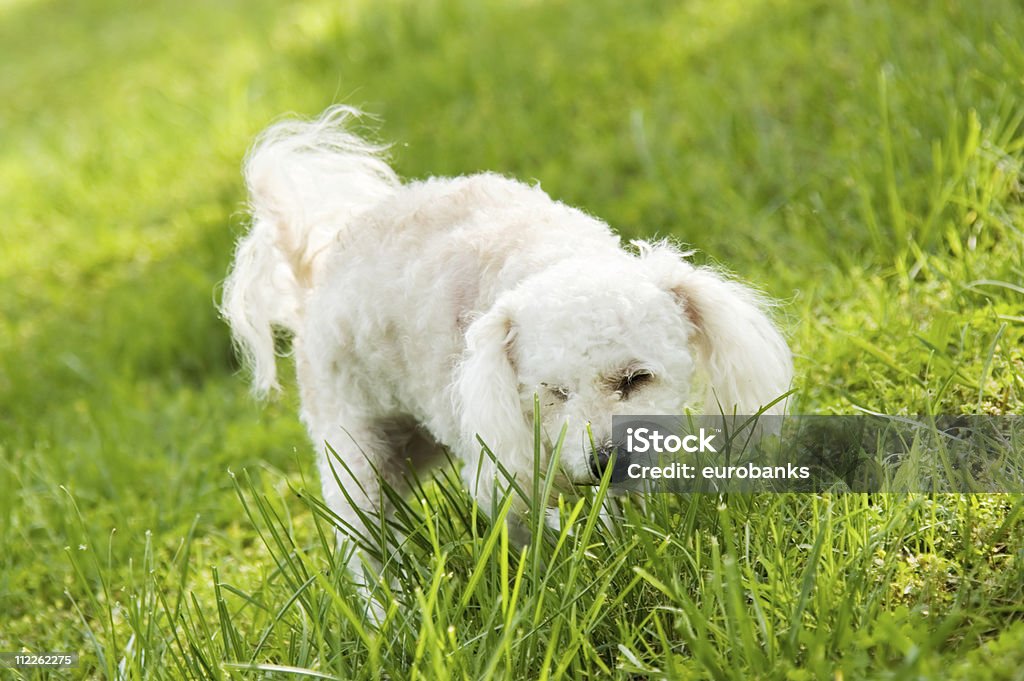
left=456, top=240, right=792, bottom=487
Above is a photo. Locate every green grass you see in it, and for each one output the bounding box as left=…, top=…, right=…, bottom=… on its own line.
left=2, top=0, right=1023, bottom=678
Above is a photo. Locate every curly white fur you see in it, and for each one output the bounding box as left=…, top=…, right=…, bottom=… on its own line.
left=223, top=105, right=793, bottom=565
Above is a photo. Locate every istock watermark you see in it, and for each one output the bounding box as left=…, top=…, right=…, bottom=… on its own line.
left=625, top=426, right=718, bottom=453
left=608, top=414, right=1024, bottom=494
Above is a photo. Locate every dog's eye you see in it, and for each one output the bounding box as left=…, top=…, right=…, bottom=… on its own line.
left=616, top=371, right=653, bottom=399
left=542, top=384, right=571, bottom=402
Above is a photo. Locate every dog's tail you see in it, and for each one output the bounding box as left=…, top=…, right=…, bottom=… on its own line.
left=221, top=106, right=399, bottom=395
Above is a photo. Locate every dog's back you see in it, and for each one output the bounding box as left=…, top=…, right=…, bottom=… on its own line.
left=222, top=107, right=628, bottom=397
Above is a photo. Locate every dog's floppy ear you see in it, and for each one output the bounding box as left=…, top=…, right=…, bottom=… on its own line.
left=456, top=301, right=534, bottom=498
left=636, top=240, right=793, bottom=414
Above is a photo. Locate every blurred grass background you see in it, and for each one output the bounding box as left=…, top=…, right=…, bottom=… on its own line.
left=1, top=0, right=1023, bottom=678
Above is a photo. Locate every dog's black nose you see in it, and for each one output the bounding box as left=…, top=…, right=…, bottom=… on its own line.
left=589, top=441, right=625, bottom=480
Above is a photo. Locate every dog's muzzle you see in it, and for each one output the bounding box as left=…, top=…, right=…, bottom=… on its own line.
left=589, top=440, right=630, bottom=483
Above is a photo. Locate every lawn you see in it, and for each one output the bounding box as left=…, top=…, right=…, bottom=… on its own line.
left=2, top=0, right=1023, bottom=678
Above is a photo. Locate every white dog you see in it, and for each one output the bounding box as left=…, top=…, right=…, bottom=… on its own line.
left=222, top=106, right=792, bottom=559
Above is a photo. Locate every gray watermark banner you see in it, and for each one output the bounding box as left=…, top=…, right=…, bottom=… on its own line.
left=608, top=415, right=1024, bottom=493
